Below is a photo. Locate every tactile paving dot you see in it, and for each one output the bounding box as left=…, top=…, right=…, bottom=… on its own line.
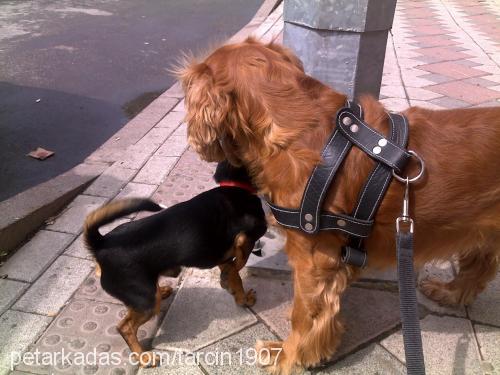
left=17, top=299, right=164, bottom=375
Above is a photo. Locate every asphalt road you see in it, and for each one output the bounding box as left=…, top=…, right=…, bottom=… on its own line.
left=0, top=0, right=263, bottom=201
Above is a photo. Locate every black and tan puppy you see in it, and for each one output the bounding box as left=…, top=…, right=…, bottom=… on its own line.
left=83, top=161, right=267, bottom=367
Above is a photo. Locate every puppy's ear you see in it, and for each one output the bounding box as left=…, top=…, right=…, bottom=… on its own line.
left=179, top=62, right=231, bottom=162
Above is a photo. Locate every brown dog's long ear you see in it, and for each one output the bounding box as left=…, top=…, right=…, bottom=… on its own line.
left=178, top=62, right=231, bottom=162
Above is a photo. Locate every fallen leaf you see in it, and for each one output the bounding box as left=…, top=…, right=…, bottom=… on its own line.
left=27, top=147, right=55, bottom=160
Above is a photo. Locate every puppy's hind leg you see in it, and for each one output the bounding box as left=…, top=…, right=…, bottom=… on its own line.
left=117, top=287, right=165, bottom=368
left=420, top=246, right=498, bottom=306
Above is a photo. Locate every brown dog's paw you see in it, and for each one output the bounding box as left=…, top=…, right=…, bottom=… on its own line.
left=158, top=285, right=173, bottom=300
left=255, top=340, right=296, bottom=375
left=419, top=278, right=460, bottom=306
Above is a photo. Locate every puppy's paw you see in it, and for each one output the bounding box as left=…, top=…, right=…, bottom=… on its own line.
left=159, top=285, right=173, bottom=300
left=135, top=351, right=160, bottom=368
left=243, top=288, right=256, bottom=306
left=255, top=340, right=295, bottom=374
left=420, top=278, right=460, bottom=306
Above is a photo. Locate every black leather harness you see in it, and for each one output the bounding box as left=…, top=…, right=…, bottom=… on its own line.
left=267, top=101, right=411, bottom=267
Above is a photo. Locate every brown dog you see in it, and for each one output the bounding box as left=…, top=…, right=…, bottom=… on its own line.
left=179, top=37, right=500, bottom=374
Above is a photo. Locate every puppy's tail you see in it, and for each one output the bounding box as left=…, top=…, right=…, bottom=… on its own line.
left=84, top=198, right=162, bottom=252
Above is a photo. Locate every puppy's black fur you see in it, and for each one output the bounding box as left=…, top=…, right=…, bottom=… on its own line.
left=85, top=162, right=266, bottom=311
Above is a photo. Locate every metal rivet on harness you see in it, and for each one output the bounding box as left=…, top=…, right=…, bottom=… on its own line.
left=304, top=223, right=313, bottom=231
left=350, top=124, right=359, bottom=133
left=373, top=146, right=382, bottom=154
left=304, top=213, right=313, bottom=222
left=378, top=138, right=388, bottom=147
left=342, top=116, right=352, bottom=126
left=337, top=219, right=346, bottom=227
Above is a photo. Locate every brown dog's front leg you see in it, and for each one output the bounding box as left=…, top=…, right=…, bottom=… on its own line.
left=219, top=262, right=256, bottom=306
left=257, top=238, right=351, bottom=374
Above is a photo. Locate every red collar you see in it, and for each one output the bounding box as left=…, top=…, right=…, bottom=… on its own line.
left=218, top=180, right=256, bottom=194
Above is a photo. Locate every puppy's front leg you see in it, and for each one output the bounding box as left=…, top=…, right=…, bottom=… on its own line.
left=219, top=262, right=256, bottom=306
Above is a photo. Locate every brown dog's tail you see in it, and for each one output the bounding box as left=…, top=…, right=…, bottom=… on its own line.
left=84, top=198, right=162, bottom=252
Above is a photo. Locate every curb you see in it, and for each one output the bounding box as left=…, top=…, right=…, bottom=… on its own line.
left=0, top=0, right=282, bottom=258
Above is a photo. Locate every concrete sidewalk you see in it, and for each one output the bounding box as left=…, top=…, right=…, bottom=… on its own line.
left=1, top=0, right=499, bottom=374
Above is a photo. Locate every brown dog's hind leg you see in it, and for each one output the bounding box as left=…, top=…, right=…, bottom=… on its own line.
left=257, top=238, right=351, bottom=374
left=420, top=248, right=498, bottom=306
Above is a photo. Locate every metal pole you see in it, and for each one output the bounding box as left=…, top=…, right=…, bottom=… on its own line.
left=283, top=0, right=397, bottom=99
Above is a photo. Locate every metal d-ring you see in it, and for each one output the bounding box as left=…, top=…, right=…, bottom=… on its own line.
left=392, top=150, right=425, bottom=183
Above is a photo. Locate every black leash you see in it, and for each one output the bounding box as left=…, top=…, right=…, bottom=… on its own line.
left=395, top=176, right=426, bottom=375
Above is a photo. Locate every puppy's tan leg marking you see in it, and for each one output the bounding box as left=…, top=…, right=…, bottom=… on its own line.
left=95, top=263, right=101, bottom=278
left=219, top=232, right=256, bottom=306
left=420, top=249, right=498, bottom=306
left=117, top=288, right=164, bottom=368
left=117, top=308, right=157, bottom=367
left=158, top=285, right=173, bottom=300
left=219, top=263, right=256, bottom=306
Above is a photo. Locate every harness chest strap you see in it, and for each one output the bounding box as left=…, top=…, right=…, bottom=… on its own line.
left=266, top=102, right=410, bottom=266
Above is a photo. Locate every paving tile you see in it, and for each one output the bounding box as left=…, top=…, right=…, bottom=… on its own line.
left=418, top=61, right=488, bottom=79
left=335, top=287, right=401, bottom=359
left=416, top=47, right=473, bottom=61
left=417, top=261, right=466, bottom=317
left=246, top=229, right=290, bottom=275
left=114, top=182, right=158, bottom=201
left=0, top=279, right=28, bottom=315
left=380, top=98, right=409, bottom=112
left=64, top=218, right=131, bottom=260
left=406, top=87, right=443, bottom=100
left=133, top=156, right=178, bottom=185
left=155, top=111, right=185, bottom=129
left=171, top=99, right=185, bottom=113
left=410, top=35, right=461, bottom=48
left=427, top=80, right=500, bottom=104
left=162, top=82, right=185, bottom=99
left=115, top=144, right=154, bottom=170
left=200, top=324, right=277, bottom=375
left=430, top=96, right=471, bottom=109
left=155, top=135, right=189, bottom=158
left=474, top=324, right=500, bottom=374
left=46, top=195, right=108, bottom=235
left=134, top=127, right=176, bottom=150
left=381, top=315, right=482, bottom=374
left=468, top=273, right=500, bottom=327
left=0, top=311, right=52, bottom=373
left=152, top=269, right=257, bottom=352
left=462, top=77, right=500, bottom=87
left=172, top=122, right=187, bottom=137
left=380, top=85, right=406, bottom=99
left=17, top=299, right=164, bottom=375
left=317, top=344, right=405, bottom=374
left=83, top=164, right=137, bottom=198
left=245, top=275, right=292, bottom=340
left=0, top=231, right=74, bottom=282
left=409, top=99, right=445, bottom=109
left=13, top=256, right=93, bottom=316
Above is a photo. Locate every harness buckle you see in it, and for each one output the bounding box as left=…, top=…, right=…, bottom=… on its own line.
left=396, top=178, right=414, bottom=233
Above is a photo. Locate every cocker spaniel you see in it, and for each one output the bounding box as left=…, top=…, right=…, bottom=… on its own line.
left=178, top=37, right=500, bottom=374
